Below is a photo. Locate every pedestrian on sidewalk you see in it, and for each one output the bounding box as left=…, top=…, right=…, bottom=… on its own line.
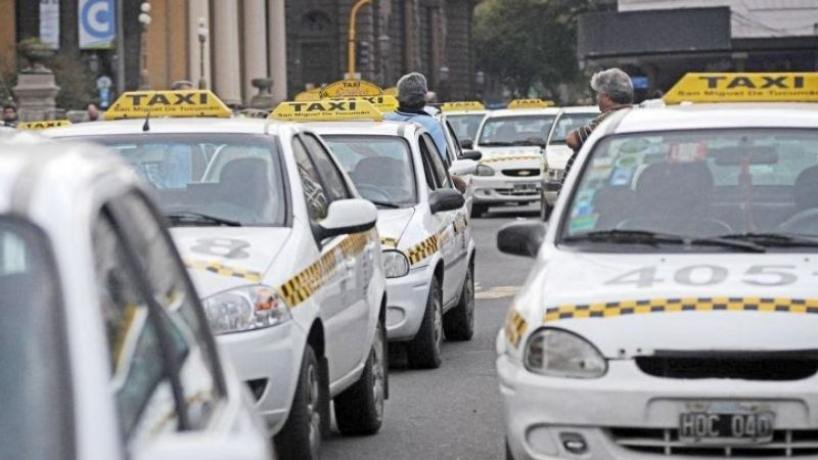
left=2, top=102, right=18, bottom=128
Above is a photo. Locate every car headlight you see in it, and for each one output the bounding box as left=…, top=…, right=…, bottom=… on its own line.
left=524, top=328, right=607, bottom=378
left=202, top=285, right=291, bottom=335
left=383, top=249, right=410, bottom=278
left=476, top=164, right=495, bottom=176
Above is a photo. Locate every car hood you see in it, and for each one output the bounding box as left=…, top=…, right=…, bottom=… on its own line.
left=478, top=147, right=542, bottom=169
left=376, top=207, right=415, bottom=248
left=171, top=227, right=291, bottom=297
left=523, top=250, right=818, bottom=358
left=544, top=144, right=573, bottom=170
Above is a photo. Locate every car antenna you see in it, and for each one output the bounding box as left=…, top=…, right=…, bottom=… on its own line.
left=142, top=111, right=151, bottom=132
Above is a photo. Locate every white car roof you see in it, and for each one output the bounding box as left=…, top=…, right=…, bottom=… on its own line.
left=45, top=117, right=295, bottom=137
left=305, top=120, right=421, bottom=138
left=557, top=105, right=599, bottom=114
left=485, top=108, right=561, bottom=118
left=613, top=103, right=818, bottom=134
left=444, top=110, right=488, bottom=116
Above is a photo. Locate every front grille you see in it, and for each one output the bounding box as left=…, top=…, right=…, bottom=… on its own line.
left=494, top=187, right=539, bottom=197
left=502, top=168, right=539, bottom=178
left=636, top=352, right=818, bottom=381
left=610, top=427, right=818, bottom=457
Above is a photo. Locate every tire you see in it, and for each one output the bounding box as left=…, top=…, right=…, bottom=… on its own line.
left=506, top=439, right=515, bottom=460
left=275, top=345, right=323, bottom=460
left=443, top=261, right=475, bottom=341
left=407, top=277, right=443, bottom=369
left=471, top=203, right=488, bottom=218
left=540, top=194, right=551, bottom=221
left=334, top=319, right=386, bottom=435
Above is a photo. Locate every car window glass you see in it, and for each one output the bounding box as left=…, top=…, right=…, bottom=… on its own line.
left=113, top=193, right=223, bottom=429
left=301, top=134, right=350, bottom=200
left=422, top=134, right=452, bottom=189
left=448, top=114, right=484, bottom=141
left=417, top=135, right=440, bottom=190
left=550, top=113, right=598, bottom=144
left=293, top=137, right=329, bottom=221
left=92, top=211, right=180, bottom=445
left=479, top=115, right=555, bottom=146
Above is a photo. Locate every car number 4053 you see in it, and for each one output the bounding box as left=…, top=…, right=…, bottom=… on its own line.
left=606, top=265, right=803, bottom=288
left=679, top=412, right=774, bottom=444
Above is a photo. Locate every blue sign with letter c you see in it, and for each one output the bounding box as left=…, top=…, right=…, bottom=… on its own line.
left=79, top=0, right=116, bottom=48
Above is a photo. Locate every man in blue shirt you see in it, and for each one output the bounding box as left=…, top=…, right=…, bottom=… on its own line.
left=384, top=72, right=449, bottom=163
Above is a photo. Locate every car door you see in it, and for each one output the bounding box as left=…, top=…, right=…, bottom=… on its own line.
left=293, top=135, right=366, bottom=382
left=419, top=133, right=467, bottom=307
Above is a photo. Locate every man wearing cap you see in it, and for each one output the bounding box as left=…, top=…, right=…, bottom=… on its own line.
left=385, top=72, right=449, bottom=163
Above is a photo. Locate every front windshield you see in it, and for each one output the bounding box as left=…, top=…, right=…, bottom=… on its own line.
left=323, top=135, right=417, bottom=208
left=73, top=134, right=286, bottom=226
left=0, top=219, right=71, bottom=460
left=549, top=113, right=598, bottom=144
left=478, top=115, right=555, bottom=146
left=560, top=129, right=818, bottom=251
left=448, top=114, right=485, bottom=141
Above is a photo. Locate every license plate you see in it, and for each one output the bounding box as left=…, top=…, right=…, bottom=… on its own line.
left=679, top=412, right=774, bottom=444
left=513, top=183, right=538, bottom=192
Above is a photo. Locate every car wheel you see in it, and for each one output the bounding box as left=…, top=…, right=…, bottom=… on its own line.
left=506, top=439, right=515, bottom=460
left=540, top=195, right=551, bottom=221
left=407, top=277, right=443, bottom=369
left=443, top=261, right=474, bottom=341
left=334, top=318, right=386, bottom=435
left=471, top=203, right=488, bottom=218
left=275, top=345, right=323, bottom=460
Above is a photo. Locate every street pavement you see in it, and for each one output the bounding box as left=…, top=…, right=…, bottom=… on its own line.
left=323, top=204, right=539, bottom=460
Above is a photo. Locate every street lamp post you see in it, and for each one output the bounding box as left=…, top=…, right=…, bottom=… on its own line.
left=138, top=1, right=152, bottom=89
left=346, top=0, right=372, bottom=79
left=197, top=17, right=209, bottom=89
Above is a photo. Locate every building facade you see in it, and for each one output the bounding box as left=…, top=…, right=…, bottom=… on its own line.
left=577, top=0, right=818, bottom=100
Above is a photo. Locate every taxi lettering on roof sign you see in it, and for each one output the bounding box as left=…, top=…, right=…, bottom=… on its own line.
left=440, top=101, right=485, bottom=112
left=663, top=72, right=818, bottom=104
left=507, top=98, right=555, bottom=109
left=104, top=90, right=232, bottom=119
left=17, top=119, right=72, bottom=130
left=269, top=99, right=383, bottom=122
left=320, top=79, right=383, bottom=98
left=328, top=95, right=398, bottom=112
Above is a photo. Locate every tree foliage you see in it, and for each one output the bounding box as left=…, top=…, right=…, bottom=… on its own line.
left=474, top=0, right=595, bottom=99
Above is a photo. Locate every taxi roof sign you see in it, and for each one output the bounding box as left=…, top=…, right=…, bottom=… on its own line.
left=104, top=90, right=232, bottom=120
left=269, top=99, right=383, bottom=122
left=326, top=95, right=398, bottom=112
left=294, top=88, right=321, bottom=102
left=508, top=98, right=555, bottom=109
left=320, top=79, right=383, bottom=98
left=440, top=101, right=485, bottom=112
left=17, top=119, right=72, bottom=130
left=384, top=86, right=398, bottom=96
left=664, top=72, right=818, bottom=104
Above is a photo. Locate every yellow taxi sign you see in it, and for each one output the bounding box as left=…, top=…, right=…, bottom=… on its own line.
left=269, top=99, right=383, bottom=122
left=664, top=72, right=818, bottom=104
left=440, top=101, right=485, bottom=112
left=508, top=98, right=555, bottom=109
left=104, top=90, right=232, bottom=119
left=294, top=88, right=321, bottom=102
left=327, top=95, right=398, bottom=112
left=320, top=79, right=383, bottom=98
left=384, top=86, right=398, bottom=96
left=17, top=119, right=72, bottom=130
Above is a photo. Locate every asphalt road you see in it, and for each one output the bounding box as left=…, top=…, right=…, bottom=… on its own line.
left=323, top=204, right=539, bottom=460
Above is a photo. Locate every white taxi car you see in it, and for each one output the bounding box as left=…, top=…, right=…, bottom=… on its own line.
left=47, top=90, right=388, bottom=460
left=0, top=139, right=271, bottom=460
left=272, top=99, right=476, bottom=369
left=472, top=99, right=559, bottom=217
left=540, top=106, right=598, bottom=220
left=497, top=73, right=818, bottom=460
left=440, top=101, right=488, bottom=148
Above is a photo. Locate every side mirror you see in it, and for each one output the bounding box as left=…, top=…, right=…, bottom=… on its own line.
left=135, top=432, right=272, bottom=460
left=497, top=221, right=546, bottom=257
left=318, top=198, right=377, bottom=239
left=449, top=159, right=477, bottom=176
left=429, top=189, right=465, bottom=214
left=460, top=139, right=474, bottom=149
left=460, top=150, right=481, bottom=161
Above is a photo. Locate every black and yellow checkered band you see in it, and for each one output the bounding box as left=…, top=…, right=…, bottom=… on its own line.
left=407, top=234, right=439, bottom=265
left=505, top=310, right=528, bottom=348
left=185, top=260, right=262, bottom=283
left=545, top=297, right=818, bottom=322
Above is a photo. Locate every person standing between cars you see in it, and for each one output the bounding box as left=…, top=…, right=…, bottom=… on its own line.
left=2, top=102, right=18, bottom=128
left=563, top=68, right=634, bottom=179
left=385, top=72, right=449, bottom=163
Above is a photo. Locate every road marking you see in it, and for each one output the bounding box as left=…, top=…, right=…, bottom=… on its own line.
left=476, top=285, right=520, bottom=300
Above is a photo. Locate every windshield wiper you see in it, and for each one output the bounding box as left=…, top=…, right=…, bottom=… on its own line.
left=562, top=229, right=766, bottom=253
left=369, top=200, right=400, bottom=209
left=166, top=211, right=242, bottom=227
left=480, top=141, right=512, bottom=146
left=718, top=232, right=818, bottom=248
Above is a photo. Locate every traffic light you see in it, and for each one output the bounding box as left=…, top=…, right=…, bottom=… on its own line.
left=357, top=41, right=372, bottom=68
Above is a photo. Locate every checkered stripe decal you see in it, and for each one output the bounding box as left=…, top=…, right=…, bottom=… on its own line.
left=407, top=234, right=439, bottom=265
left=544, top=297, right=818, bottom=322
left=505, top=311, right=528, bottom=348
left=185, top=260, right=263, bottom=283
left=480, top=155, right=540, bottom=164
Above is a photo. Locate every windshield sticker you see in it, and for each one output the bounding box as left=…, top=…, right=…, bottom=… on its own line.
left=609, top=167, right=634, bottom=186
left=545, top=297, right=818, bottom=322
left=670, top=142, right=708, bottom=163
left=569, top=214, right=598, bottom=233
left=572, top=189, right=596, bottom=217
